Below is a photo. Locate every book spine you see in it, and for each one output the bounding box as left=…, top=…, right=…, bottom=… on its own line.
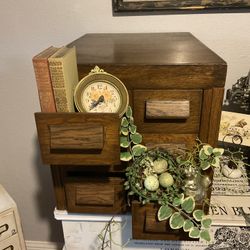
left=49, top=60, right=70, bottom=112
left=33, top=59, right=56, bottom=112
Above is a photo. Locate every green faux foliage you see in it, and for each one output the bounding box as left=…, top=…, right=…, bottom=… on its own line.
left=183, top=220, right=194, bottom=232
left=121, top=127, right=129, bottom=136
left=213, top=147, right=224, bottom=156
left=120, top=151, right=132, bottom=161
left=203, top=145, right=213, bottom=155
left=200, top=229, right=211, bottom=241
left=129, top=124, right=137, bottom=134
left=130, top=133, right=142, bottom=144
left=120, top=137, right=130, bottom=148
left=172, top=194, right=184, bottom=206
left=157, top=205, right=173, bottom=221
left=201, top=218, right=212, bottom=228
left=200, top=160, right=210, bottom=170
left=121, top=117, right=129, bottom=127
left=132, top=144, right=147, bottom=157
left=126, top=106, right=132, bottom=118
left=193, top=209, right=205, bottom=221
left=98, top=106, right=248, bottom=250
left=120, top=106, right=146, bottom=161
left=181, top=197, right=195, bottom=214
left=189, top=227, right=200, bottom=238
left=169, top=212, right=185, bottom=229
left=120, top=107, right=246, bottom=242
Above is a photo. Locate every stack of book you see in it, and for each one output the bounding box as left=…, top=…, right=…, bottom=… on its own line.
left=32, top=46, right=79, bottom=112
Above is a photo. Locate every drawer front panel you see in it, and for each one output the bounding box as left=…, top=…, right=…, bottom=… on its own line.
left=143, top=133, right=197, bottom=151
left=75, top=184, right=114, bottom=206
left=132, top=201, right=192, bottom=241
left=35, top=113, right=120, bottom=165
left=0, top=212, right=17, bottom=242
left=146, top=100, right=190, bottom=120
left=133, top=90, right=202, bottom=134
left=0, top=234, right=21, bottom=250
left=65, top=177, right=126, bottom=214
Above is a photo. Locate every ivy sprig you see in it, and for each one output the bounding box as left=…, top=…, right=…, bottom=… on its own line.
left=157, top=197, right=212, bottom=241
left=120, top=106, right=147, bottom=162
left=120, top=107, right=217, bottom=242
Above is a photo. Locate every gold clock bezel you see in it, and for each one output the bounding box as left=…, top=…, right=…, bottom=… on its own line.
left=74, top=66, right=129, bottom=118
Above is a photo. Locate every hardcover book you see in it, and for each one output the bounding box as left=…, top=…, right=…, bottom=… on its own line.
left=32, top=46, right=59, bottom=112
left=48, top=46, right=79, bottom=112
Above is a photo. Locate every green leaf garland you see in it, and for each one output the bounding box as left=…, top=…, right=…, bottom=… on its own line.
left=158, top=205, right=173, bottom=221
left=119, top=107, right=241, bottom=242
left=181, top=196, right=195, bottom=214
left=169, top=212, right=185, bottom=229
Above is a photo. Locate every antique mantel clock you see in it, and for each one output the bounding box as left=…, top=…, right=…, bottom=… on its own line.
left=74, top=66, right=129, bottom=117
left=35, top=33, right=227, bottom=241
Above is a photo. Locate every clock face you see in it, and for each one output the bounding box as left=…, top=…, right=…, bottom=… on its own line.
left=74, top=66, right=129, bottom=117
left=81, top=81, right=121, bottom=113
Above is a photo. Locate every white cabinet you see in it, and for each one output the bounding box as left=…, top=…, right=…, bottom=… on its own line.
left=0, top=185, right=26, bottom=250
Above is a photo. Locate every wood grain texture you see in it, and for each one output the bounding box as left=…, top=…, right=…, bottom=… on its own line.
left=145, top=211, right=189, bottom=237
left=35, top=113, right=120, bottom=165
left=78, top=65, right=227, bottom=90
left=34, top=33, right=227, bottom=223
left=50, top=166, right=66, bottom=210
left=75, top=184, right=114, bottom=206
left=143, top=133, right=197, bottom=151
left=69, top=33, right=226, bottom=66
left=68, top=33, right=227, bottom=89
left=146, top=100, right=190, bottom=119
left=50, top=123, right=103, bottom=151
left=65, top=177, right=126, bottom=213
left=207, top=87, right=225, bottom=146
left=133, top=89, right=202, bottom=134
left=199, top=89, right=213, bottom=143
left=132, top=201, right=193, bottom=241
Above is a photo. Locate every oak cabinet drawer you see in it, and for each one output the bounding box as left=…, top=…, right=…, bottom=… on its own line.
left=0, top=234, right=21, bottom=250
left=65, top=176, right=126, bottom=214
left=132, top=201, right=192, bottom=241
left=35, top=113, right=120, bottom=165
left=133, top=89, right=202, bottom=134
left=142, top=133, right=197, bottom=151
left=0, top=212, right=17, bottom=242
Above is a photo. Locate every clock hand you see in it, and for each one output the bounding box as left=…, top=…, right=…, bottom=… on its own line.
left=90, top=95, right=105, bottom=110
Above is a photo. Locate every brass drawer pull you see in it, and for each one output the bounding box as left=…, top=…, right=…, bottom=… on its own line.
left=146, top=100, right=190, bottom=119
left=49, top=123, right=104, bottom=152
left=3, top=246, right=14, bottom=250
left=0, top=224, right=9, bottom=235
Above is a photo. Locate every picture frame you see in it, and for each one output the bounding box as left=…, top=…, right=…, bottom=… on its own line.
left=218, top=70, right=250, bottom=161
left=112, top=0, right=250, bottom=15
left=218, top=110, right=250, bottom=162
left=219, top=111, right=250, bottom=147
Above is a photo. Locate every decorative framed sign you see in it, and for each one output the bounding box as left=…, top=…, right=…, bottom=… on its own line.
left=113, top=0, right=250, bottom=15
left=219, top=111, right=250, bottom=147
left=218, top=70, right=250, bottom=161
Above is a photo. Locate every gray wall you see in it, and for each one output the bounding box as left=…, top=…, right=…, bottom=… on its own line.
left=0, top=0, right=249, bottom=243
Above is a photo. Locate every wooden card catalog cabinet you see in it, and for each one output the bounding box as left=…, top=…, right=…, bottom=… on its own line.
left=35, top=33, right=226, bottom=240
left=69, top=33, right=226, bottom=150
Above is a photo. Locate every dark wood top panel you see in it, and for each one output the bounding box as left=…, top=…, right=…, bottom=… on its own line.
left=77, top=64, right=227, bottom=88
left=68, top=33, right=226, bottom=66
